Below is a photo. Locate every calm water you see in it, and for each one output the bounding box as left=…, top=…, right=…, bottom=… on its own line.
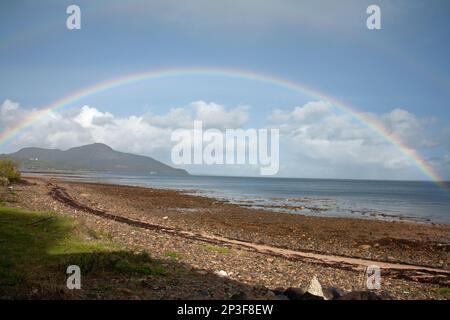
left=42, top=173, right=450, bottom=224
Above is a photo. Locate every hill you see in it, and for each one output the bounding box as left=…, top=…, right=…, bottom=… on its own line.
left=1, top=143, right=188, bottom=176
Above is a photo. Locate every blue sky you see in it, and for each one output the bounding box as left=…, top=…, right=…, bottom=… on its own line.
left=1, top=0, right=450, bottom=180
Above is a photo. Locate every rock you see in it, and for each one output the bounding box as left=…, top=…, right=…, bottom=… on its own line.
left=279, top=276, right=327, bottom=300
left=253, top=285, right=276, bottom=299
left=337, top=291, right=392, bottom=300
left=230, top=292, right=249, bottom=300
left=197, top=290, right=210, bottom=297
left=274, top=294, right=290, bottom=300
left=162, top=216, right=168, bottom=220
left=306, top=276, right=325, bottom=299
left=214, top=270, right=228, bottom=278
left=285, top=287, right=306, bottom=300
left=272, top=287, right=286, bottom=295
left=196, top=270, right=208, bottom=275
left=359, top=244, right=372, bottom=250
left=283, top=278, right=328, bottom=300
left=300, top=292, right=325, bottom=300
left=322, top=286, right=343, bottom=300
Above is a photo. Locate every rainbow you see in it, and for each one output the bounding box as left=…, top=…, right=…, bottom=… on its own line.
left=0, top=66, right=446, bottom=187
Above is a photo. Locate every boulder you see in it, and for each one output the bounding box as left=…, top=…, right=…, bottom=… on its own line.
left=322, top=286, right=344, bottom=300
left=272, top=287, right=286, bottom=295
left=306, top=276, right=325, bottom=298
left=251, top=285, right=275, bottom=298
left=230, top=292, right=249, bottom=300
left=299, top=292, right=325, bottom=300
left=285, top=287, right=307, bottom=300
left=274, top=294, right=290, bottom=300
left=281, top=276, right=329, bottom=300
left=276, top=278, right=348, bottom=300
left=337, top=291, right=392, bottom=300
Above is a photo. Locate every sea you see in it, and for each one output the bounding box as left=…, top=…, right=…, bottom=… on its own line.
left=34, top=172, right=450, bottom=224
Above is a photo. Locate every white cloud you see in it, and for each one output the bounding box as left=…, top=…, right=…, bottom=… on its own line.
left=0, top=99, right=19, bottom=114
left=268, top=102, right=446, bottom=179
left=191, top=101, right=249, bottom=129
left=74, top=106, right=114, bottom=128
left=1, top=100, right=27, bottom=126
left=0, top=99, right=448, bottom=180
left=270, top=101, right=331, bottom=124
left=364, top=108, right=439, bottom=149
left=143, top=107, right=192, bottom=129
left=0, top=100, right=250, bottom=164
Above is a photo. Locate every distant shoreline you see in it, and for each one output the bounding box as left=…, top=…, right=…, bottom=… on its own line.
left=20, top=169, right=450, bottom=184
left=22, top=171, right=450, bottom=224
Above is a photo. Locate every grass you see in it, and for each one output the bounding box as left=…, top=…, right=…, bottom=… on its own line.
left=201, top=244, right=231, bottom=255
left=164, top=251, right=183, bottom=261
left=85, top=228, right=114, bottom=241
left=0, top=206, right=167, bottom=298
left=435, top=287, right=450, bottom=298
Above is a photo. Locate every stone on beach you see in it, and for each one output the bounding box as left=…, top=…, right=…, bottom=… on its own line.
left=230, top=291, right=248, bottom=300
left=214, top=270, right=228, bottom=277
left=274, top=276, right=342, bottom=300
left=322, top=286, right=343, bottom=300
left=306, top=275, right=325, bottom=299
left=337, top=291, right=392, bottom=300
left=284, top=287, right=307, bottom=300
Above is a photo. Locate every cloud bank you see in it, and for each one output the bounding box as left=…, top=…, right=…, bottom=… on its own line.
left=0, top=99, right=447, bottom=180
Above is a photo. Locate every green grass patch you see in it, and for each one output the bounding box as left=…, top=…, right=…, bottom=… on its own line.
left=114, top=252, right=166, bottom=276
left=201, top=244, right=231, bottom=255
left=435, top=287, right=450, bottom=297
left=0, top=207, right=166, bottom=297
left=164, top=251, right=183, bottom=261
